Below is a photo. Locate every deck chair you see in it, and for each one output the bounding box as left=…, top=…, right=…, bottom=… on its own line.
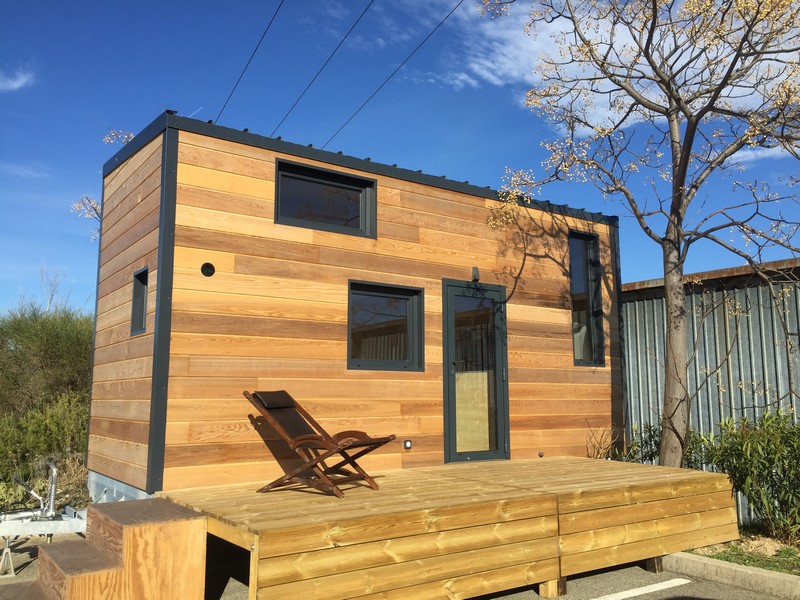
left=244, top=390, right=396, bottom=498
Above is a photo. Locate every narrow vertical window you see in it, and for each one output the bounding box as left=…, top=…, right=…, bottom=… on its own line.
left=569, top=233, right=604, bottom=365
left=131, top=268, right=148, bottom=335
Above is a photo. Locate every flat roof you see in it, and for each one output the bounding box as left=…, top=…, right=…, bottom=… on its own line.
left=104, top=110, right=617, bottom=227
left=622, top=257, right=800, bottom=293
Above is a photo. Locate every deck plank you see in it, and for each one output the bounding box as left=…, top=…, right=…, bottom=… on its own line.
left=158, top=457, right=738, bottom=599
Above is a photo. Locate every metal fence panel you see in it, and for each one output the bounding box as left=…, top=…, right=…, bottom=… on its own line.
left=621, top=273, right=799, bottom=525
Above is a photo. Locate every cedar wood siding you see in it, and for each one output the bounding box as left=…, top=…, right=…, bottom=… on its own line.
left=88, top=135, right=163, bottom=491
left=158, top=129, right=621, bottom=491
left=87, top=114, right=621, bottom=494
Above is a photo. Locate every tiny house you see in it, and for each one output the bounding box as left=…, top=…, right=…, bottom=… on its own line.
left=87, top=111, right=622, bottom=500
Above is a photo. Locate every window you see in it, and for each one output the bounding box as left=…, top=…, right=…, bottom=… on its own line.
left=275, top=160, right=376, bottom=238
left=131, top=267, right=148, bottom=335
left=569, top=232, right=604, bottom=365
left=348, top=282, right=424, bottom=371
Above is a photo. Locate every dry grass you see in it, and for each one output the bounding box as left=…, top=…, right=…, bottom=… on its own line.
left=693, top=534, right=800, bottom=576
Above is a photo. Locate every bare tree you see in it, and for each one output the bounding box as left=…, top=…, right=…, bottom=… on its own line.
left=482, top=0, right=800, bottom=466
left=71, top=129, right=134, bottom=240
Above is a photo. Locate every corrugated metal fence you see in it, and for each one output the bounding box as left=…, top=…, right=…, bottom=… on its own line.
left=621, top=264, right=800, bottom=523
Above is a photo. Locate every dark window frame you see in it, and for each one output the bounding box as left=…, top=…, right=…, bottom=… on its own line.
left=347, top=281, right=424, bottom=371
left=131, top=267, right=148, bottom=336
left=568, top=231, right=605, bottom=366
left=275, top=159, right=377, bottom=238
left=442, top=279, right=510, bottom=463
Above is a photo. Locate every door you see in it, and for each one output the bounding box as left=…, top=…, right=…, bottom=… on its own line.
left=443, top=279, right=509, bottom=462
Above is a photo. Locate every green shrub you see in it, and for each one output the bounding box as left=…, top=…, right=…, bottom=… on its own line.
left=0, top=302, right=93, bottom=417
left=0, top=300, right=92, bottom=510
left=0, top=392, right=89, bottom=509
left=702, top=411, right=800, bottom=544
left=614, top=422, right=704, bottom=470
left=615, top=423, right=662, bottom=463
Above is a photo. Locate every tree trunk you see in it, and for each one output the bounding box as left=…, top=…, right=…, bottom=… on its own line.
left=659, top=238, right=690, bottom=467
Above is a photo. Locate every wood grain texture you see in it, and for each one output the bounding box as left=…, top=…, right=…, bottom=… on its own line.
left=158, top=457, right=737, bottom=600
left=35, top=499, right=206, bottom=600
left=88, top=137, right=162, bottom=491
left=91, top=126, right=624, bottom=495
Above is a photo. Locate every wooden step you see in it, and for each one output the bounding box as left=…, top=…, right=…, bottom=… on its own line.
left=86, top=498, right=203, bottom=561
left=0, top=580, right=49, bottom=600
left=37, top=538, right=121, bottom=600
left=30, top=498, right=207, bottom=600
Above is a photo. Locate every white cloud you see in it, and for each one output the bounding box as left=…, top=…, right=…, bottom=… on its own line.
left=455, top=8, right=545, bottom=88
left=0, top=68, right=35, bottom=92
left=0, top=162, right=49, bottom=179
left=420, top=70, right=480, bottom=90
left=440, top=70, right=480, bottom=90
left=410, top=2, right=557, bottom=92
left=728, top=145, right=796, bottom=165
left=320, top=1, right=350, bottom=21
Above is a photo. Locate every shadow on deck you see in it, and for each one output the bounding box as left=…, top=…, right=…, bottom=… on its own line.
left=159, top=456, right=739, bottom=600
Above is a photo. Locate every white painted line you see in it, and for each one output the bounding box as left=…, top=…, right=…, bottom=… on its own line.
left=589, top=578, right=692, bottom=600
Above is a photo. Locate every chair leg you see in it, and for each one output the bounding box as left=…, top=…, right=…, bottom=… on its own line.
left=327, top=448, right=380, bottom=490
left=258, top=448, right=348, bottom=498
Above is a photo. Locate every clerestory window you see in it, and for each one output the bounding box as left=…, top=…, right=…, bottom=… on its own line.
left=275, top=160, right=376, bottom=238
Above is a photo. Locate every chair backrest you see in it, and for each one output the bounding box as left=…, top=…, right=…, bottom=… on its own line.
left=252, top=391, right=318, bottom=441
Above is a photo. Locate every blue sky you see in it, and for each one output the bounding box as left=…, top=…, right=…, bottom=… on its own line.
left=1, top=0, right=796, bottom=314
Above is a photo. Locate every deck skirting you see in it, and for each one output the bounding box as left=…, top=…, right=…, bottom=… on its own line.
left=160, top=457, right=739, bottom=599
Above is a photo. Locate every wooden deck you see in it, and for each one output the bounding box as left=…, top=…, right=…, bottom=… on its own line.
left=159, top=457, right=739, bottom=599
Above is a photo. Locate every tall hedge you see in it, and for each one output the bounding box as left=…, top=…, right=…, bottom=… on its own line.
left=0, top=302, right=93, bottom=416
left=0, top=302, right=93, bottom=508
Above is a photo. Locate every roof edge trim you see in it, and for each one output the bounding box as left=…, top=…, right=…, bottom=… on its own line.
left=103, top=111, right=615, bottom=225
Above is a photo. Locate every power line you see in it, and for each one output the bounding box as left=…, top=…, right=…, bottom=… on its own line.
left=271, top=0, right=375, bottom=138
left=216, top=0, right=286, bottom=124
left=321, top=0, right=466, bottom=150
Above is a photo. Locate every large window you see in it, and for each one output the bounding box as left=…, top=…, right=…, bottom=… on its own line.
left=348, top=282, right=424, bottom=371
left=131, top=267, right=148, bottom=336
left=569, top=232, right=604, bottom=366
left=275, top=160, right=376, bottom=238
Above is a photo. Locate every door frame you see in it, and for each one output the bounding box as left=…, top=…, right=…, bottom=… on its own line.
left=442, top=278, right=510, bottom=463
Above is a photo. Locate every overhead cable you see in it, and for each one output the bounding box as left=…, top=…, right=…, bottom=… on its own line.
left=321, top=0, right=466, bottom=150
left=271, top=0, right=375, bottom=137
left=216, top=0, right=286, bottom=124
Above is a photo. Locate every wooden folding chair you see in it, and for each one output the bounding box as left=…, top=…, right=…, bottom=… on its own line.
left=244, top=390, right=396, bottom=498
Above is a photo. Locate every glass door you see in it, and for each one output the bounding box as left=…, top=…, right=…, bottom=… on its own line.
left=443, top=280, right=509, bottom=462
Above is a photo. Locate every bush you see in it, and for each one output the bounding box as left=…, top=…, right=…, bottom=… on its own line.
left=702, top=411, right=800, bottom=544
left=0, top=302, right=93, bottom=417
left=612, top=422, right=704, bottom=470
left=0, top=391, right=89, bottom=477
left=0, top=300, right=92, bottom=510
left=0, top=391, right=90, bottom=510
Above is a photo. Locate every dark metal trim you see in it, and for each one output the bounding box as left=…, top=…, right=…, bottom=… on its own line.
left=568, top=230, right=606, bottom=367
left=609, top=216, right=626, bottom=440
left=442, top=278, right=510, bottom=463
left=86, top=170, right=108, bottom=476
left=103, top=111, right=615, bottom=226
left=145, top=126, right=178, bottom=494
left=275, top=158, right=378, bottom=239
left=130, top=267, right=149, bottom=336
left=102, top=111, right=177, bottom=177
left=347, top=280, right=425, bottom=372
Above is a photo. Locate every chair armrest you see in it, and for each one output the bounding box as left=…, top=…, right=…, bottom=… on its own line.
left=331, top=430, right=370, bottom=443
left=291, top=434, right=337, bottom=450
